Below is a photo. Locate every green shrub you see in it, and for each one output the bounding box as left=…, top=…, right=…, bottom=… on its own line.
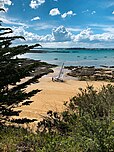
left=0, top=85, right=114, bottom=151
left=38, top=84, right=114, bottom=152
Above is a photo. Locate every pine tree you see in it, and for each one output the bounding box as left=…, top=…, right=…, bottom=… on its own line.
left=0, top=8, right=46, bottom=125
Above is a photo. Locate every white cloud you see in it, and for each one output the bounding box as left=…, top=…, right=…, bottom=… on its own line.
left=4, top=25, right=114, bottom=48
left=112, top=11, right=114, bottom=15
left=29, top=0, right=45, bottom=9
left=0, top=16, right=28, bottom=26
left=107, top=16, right=114, bottom=21
left=105, top=2, right=114, bottom=8
left=90, top=33, right=114, bottom=42
left=5, top=26, right=54, bottom=43
left=73, top=28, right=93, bottom=42
left=73, top=28, right=114, bottom=44
left=49, top=8, right=60, bottom=16
left=89, top=24, right=114, bottom=33
left=39, top=34, right=54, bottom=42
left=49, top=9, right=76, bottom=18
left=40, top=41, right=76, bottom=48
left=6, top=25, right=72, bottom=43
left=103, top=27, right=114, bottom=34
left=52, top=26, right=72, bottom=41
left=0, top=0, right=12, bottom=11
left=31, top=16, right=40, bottom=21
left=82, top=9, right=89, bottom=13
left=5, top=26, right=39, bottom=42
left=0, top=0, right=12, bottom=6
left=91, top=11, right=96, bottom=15
left=90, top=23, right=110, bottom=28
left=67, top=27, right=81, bottom=32
left=61, top=11, right=76, bottom=18
left=82, top=10, right=96, bottom=15
left=35, top=23, right=54, bottom=30
left=29, top=0, right=37, bottom=9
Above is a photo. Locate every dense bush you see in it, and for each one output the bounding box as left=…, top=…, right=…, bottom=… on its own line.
left=1, top=85, right=113, bottom=151
left=37, top=84, right=114, bottom=152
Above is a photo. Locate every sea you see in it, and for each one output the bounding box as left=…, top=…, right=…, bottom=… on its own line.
left=20, top=48, right=114, bottom=67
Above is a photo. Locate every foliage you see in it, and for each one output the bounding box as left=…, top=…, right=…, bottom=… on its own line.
left=0, top=85, right=114, bottom=151
left=0, top=8, right=42, bottom=124
left=0, top=125, right=80, bottom=152
left=38, top=84, right=114, bottom=152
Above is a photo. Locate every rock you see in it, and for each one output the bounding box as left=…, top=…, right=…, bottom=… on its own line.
left=54, top=58, right=58, bottom=60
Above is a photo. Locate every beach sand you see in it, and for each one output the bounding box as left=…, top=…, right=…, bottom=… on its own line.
left=18, top=67, right=114, bottom=121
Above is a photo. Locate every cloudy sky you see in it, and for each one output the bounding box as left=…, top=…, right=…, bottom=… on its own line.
left=1, top=0, right=114, bottom=48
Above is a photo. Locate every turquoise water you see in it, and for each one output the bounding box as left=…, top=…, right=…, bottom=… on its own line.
left=20, top=48, right=114, bottom=67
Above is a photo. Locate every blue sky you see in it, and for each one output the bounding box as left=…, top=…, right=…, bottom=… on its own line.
left=1, top=0, right=114, bottom=48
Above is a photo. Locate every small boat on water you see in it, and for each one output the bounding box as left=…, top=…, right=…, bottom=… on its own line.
left=52, top=63, right=64, bottom=82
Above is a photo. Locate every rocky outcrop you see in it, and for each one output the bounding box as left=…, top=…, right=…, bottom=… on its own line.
left=66, top=66, right=114, bottom=82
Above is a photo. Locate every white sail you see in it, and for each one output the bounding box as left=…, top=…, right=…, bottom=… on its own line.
left=52, top=63, right=64, bottom=82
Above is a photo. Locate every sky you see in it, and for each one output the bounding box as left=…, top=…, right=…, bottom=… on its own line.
left=1, top=0, right=114, bottom=48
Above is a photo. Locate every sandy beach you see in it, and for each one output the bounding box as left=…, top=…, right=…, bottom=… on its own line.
left=18, top=67, right=114, bottom=120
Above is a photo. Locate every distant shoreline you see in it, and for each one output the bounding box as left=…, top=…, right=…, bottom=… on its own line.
left=21, top=48, right=114, bottom=68
left=28, top=47, right=114, bottom=53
